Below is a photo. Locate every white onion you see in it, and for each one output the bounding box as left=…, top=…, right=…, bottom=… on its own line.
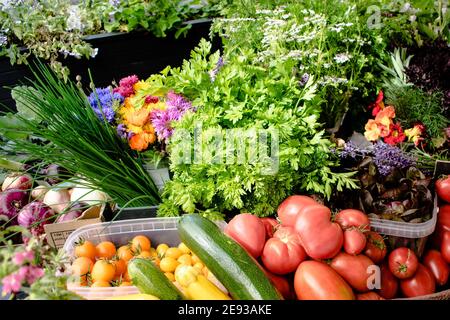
left=43, top=189, right=71, bottom=214
left=31, top=185, right=49, bottom=200
left=70, top=187, right=107, bottom=205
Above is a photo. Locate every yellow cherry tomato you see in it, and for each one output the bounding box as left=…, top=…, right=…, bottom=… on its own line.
left=159, top=257, right=179, bottom=273
left=165, top=248, right=182, bottom=260
left=177, top=254, right=193, bottom=266
left=156, top=244, right=169, bottom=257
left=178, top=242, right=191, bottom=255
left=191, top=254, right=201, bottom=264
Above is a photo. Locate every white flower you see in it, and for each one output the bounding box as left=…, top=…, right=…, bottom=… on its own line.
left=0, top=34, right=7, bottom=46
left=409, top=15, right=417, bottom=22
left=334, top=53, right=351, bottom=64
left=400, top=2, right=411, bottom=13
left=324, top=63, right=331, bottom=69
left=90, top=48, right=99, bottom=58
left=66, top=5, right=83, bottom=31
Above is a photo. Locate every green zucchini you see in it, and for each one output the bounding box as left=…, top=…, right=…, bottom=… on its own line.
left=127, top=258, right=184, bottom=300
left=178, top=214, right=282, bottom=300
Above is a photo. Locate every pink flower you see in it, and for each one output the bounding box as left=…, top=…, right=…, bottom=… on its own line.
left=118, top=75, right=139, bottom=88
left=113, top=75, right=139, bottom=98
left=25, top=266, right=45, bottom=284
left=1, top=273, right=24, bottom=296
left=17, top=266, right=44, bottom=285
left=12, top=250, right=35, bottom=266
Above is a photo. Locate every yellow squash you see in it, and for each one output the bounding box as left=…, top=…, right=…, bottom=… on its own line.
left=174, top=265, right=231, bottom=300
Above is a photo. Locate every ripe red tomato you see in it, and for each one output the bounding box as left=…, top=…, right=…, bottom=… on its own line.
left=335, top=209, right=370, bottom=231
left=330, top=252, right=375, bottom=292
left=261, top=226, right=307, bottom=275
left=343, top=228, right=367, bottom=255
left=388, top=247, right=419, bottom=279
left=400, top=264, right=436, bottom=298
left=436, top=175, right=450, bottom=203
left=423, top=250, right=449, bottom=286
left=294, top=260, right=355, bottom=300
left=294, top=204, right=343, bottom=259
left=356, top=292, right=385, bottom=300
left=438, top=205, right=450, bottom=232
left=225, top=213, right=266, bottom=258
left=441, top=231, right=450, bottom=263
left=364, top=231, right=387, bottom=264
left=260, top=217, right=279, bottom=239
left=263, top=268, right=294, bottom=300
left=277, top=195, right=317, bottom=227
left=377, top=263, right=399, bottom=299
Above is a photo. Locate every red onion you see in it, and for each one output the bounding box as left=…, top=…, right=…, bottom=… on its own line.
left=2, top=173, right=33, bottom=191
left=55, top=202, right=88, bottom=223
left=17, top=201, right=54, bottom=236
left=0, top=189, right=29, bottom=223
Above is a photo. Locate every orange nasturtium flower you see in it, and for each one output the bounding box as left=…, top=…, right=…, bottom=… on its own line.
left=129, top=132, right=156, bottom=151
left=124, top=107, right=151, bottom=127
left=364, top=119, right=382, bottom=141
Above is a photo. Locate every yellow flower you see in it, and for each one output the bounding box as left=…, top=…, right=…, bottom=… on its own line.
left=364, top=119, right=381, bottom=141
left=405, top=124, right=425, bottom=146
left=133, top=80, right=151, bottom=92
left=375, top=106, right=395, bottom=128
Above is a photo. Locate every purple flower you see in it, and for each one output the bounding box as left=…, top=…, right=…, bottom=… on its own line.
left=151, top=92, right=195, bottom=143
left=372, top=141, right=415, bottom=176
left=209, top=56, right=225, bottom=82
left=340, top=140, right=369, bottom=159
left=116, top=123, right=128, bottom=139
left=166, top=91, right=194, bottom=113
left=88, top=87, right=123, bottom=123
left=299, top=73, right=310, bottom=86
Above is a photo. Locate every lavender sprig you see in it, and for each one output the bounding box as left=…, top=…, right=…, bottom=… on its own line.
left=372, top=141, right=416, bottom=176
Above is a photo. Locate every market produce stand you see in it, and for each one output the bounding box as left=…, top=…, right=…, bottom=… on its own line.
left=1, top=0, right=450, bottom=302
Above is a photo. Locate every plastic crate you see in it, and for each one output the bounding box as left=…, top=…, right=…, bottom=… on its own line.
left=63, top=217, right=225, bottom=300
left=369, top=196, right=438, bottom=257
left=111, top=206, right=158, bottom=221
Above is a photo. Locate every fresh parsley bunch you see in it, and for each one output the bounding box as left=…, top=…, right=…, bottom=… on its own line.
left=156, top=40, right=357, bottom=219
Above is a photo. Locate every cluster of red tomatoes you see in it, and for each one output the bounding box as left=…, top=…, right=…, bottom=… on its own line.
left=224, top=183, right=450, bottom=299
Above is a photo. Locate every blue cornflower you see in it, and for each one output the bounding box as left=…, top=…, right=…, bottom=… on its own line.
left=88, top=87, right=124, bottom=123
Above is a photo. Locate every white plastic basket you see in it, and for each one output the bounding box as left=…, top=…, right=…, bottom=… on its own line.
left=63, top=217, right=226, bottom=300
left=369, top=196, right=438, bottom=257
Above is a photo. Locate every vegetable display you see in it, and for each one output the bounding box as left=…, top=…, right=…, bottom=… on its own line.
left=178, top=214, right=282, bottom=300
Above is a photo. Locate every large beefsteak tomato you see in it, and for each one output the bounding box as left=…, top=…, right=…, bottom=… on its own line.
left=294, top=204, right=343, bottom=259
left=260, top=217, right=279, bottom=239
left=224, top=213, right=266, bottom=258
left=261, top=226, right=307, bottom=275
left=277, top=195, right=317, bottom=227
